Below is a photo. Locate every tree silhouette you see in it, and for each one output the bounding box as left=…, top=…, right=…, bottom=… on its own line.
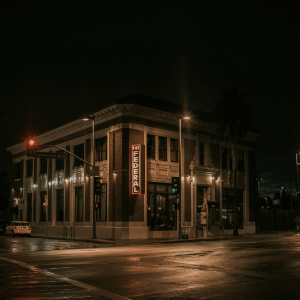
left=212, top=88, right=253, bottom=236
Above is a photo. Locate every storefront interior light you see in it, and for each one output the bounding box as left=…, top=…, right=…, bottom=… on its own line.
left=65, top=179, right=68, bottom=182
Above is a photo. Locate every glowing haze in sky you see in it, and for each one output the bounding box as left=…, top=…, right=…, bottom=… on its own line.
left=0, top=0, right=299, bottom=198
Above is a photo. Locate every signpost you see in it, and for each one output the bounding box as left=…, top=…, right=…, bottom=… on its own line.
left=35, top=152, right=66, bottom=159
left=90, top=166, right=99, bottom=176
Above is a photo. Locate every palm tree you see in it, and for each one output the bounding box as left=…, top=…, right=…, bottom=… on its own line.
left=212, top=88, right=253, bottom=236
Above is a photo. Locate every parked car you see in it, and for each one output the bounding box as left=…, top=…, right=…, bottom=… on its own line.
left=5, top=221, right=31, bottom=237
left=0, top=220, right=7, bottom=235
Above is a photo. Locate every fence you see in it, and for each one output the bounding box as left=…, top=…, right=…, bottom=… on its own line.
left=260, top=210, right=297, bottom=231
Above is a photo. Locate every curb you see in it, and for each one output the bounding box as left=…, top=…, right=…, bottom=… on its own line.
left=29, top=231, right=300, bottom=246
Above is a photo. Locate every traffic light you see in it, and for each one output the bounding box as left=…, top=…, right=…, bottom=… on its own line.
left=172, top=177, right=180, bottom=194
left=94, top=177, right=102, bottom=195
left=95, top=203, right=100, bottom=209
left=27, top=139, right=36, bottom=157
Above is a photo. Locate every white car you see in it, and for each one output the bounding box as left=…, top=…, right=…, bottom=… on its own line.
left=5, top=221, right=31, bottom=237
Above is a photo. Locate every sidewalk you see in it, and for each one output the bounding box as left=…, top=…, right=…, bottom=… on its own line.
left=94, top=230, right=300, bottom=245
left=32, top=230, right=300, bottom=246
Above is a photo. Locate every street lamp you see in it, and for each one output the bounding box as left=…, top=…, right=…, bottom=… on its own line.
left=179, top=116, right=190, bottom=239
left=82, top=114, right=96, bottom=239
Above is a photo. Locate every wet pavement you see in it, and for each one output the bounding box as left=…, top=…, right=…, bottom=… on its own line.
left=0, top=235, right=114, bottom=253
left=1, top=233, right=300, bottom=299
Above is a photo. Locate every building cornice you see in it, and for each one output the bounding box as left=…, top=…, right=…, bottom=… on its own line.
left=7, top=102, right=258, bottom=155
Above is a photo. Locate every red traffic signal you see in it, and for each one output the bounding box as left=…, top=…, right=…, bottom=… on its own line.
left=95, top=203, right=100, bottom=209
left=27, top=139, right=36, bottom=157
left=94, top=177, right=102, bottom=195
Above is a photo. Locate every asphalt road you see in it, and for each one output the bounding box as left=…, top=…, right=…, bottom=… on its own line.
left=1, top=235, right=300, bottom=300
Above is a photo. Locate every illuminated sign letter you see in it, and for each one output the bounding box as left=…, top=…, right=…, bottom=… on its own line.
left=131, top=144, right=145, bottom=194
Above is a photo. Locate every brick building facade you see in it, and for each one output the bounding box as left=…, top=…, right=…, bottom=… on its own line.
left=7, top=94, right=259, bottom=239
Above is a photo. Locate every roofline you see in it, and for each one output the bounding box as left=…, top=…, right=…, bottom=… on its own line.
left=7, top=93, right=260, bottom=148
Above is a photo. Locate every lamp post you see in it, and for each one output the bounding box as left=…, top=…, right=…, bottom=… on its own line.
left=178, top=116, right=190, bottom=239
left=82, top=114, right=96, bottom=239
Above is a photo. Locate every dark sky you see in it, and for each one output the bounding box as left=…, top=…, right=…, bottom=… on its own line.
left=1, top=0, right=299, bottom=198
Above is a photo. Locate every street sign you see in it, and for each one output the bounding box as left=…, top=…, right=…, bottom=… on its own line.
left=90, top=166, right=99, bottom=176
left=35, top=152, right=66, bottom=159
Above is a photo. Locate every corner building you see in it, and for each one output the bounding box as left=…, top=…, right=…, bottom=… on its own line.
left=7, top=94, right=259, bottom=239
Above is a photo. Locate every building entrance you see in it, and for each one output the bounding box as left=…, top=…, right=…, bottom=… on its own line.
left=147, top=182, right=177, bottom=231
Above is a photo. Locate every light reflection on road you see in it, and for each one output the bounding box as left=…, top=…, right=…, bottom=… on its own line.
left=0, top=236, right=112, bottom=253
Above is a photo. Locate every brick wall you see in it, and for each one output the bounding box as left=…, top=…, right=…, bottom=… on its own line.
left=128, top=129, right=144, bottom=222
left=109, top=128, right=145, bottom=222
left=109, top=129, right=123, bottom=222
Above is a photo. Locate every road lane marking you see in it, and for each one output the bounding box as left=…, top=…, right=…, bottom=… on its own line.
left=0, top=256, right=131, bottom=300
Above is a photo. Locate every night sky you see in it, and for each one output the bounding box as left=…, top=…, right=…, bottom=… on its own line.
left=1, top=0, right=299, bottom=198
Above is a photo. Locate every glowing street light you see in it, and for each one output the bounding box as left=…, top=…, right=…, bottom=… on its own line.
left=82, top=114, right=96, bottom=239
left=178, top=116, right=190, bottom=239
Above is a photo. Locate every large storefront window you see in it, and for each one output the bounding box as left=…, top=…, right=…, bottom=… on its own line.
left=147, top=183, right=177, bottom=231
left=27, top=193, right=32, bottom=222
left=96, top=183, right=107, bottom=221
left=222, top=189, right=243, bottom=229
left=56, top=189, right=64, bottom=222
left=75, top=186, right=84, bottom=221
